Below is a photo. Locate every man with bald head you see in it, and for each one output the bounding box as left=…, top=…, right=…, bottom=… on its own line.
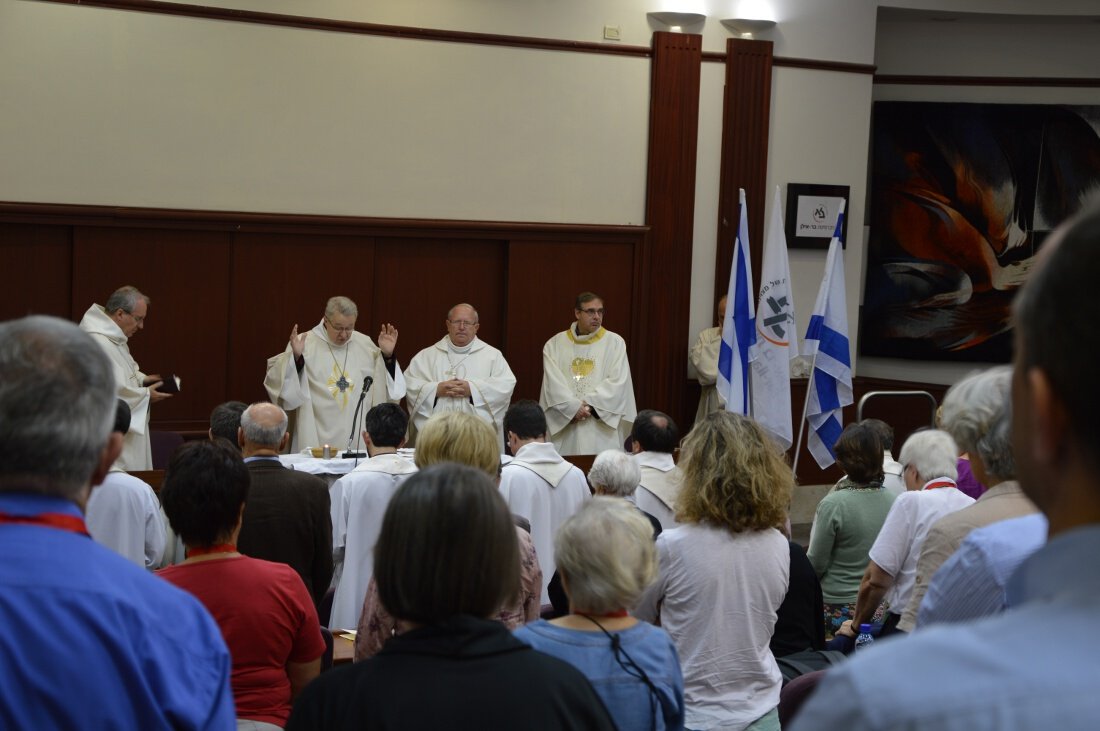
left=79, top=285, right=173, bottom=470
left=265, top=295, right=406, bottom=453
left=236, top=402, right=333, bottom=606
left=405, top=303, right=516, bottom=450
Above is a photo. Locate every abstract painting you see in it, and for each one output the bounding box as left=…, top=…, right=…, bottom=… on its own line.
left=860, top=102, right=1100, bottom=362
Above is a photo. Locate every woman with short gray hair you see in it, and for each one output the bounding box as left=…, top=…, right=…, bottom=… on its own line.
left=547, top=450, right=661, bottom=616
left=587, top=450, right=641, bottom=497
left=515, top=497, right=685, bottom=731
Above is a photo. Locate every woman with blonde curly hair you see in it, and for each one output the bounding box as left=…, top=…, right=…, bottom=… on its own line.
left=636, top=412, right=793, bottom=731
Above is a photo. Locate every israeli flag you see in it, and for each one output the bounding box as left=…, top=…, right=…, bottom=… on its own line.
left=804, top=200, right=852, bottom=469
left=717, top=189, right=756, bottom=415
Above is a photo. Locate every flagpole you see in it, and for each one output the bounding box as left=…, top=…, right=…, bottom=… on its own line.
left=792, top=346, right=821, bottom=469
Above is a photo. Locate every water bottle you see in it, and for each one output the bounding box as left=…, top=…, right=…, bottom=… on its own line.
left=855, top=623, right=874, bottom=650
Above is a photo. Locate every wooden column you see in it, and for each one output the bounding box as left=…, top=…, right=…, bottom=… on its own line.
left=641, top=31, right=702, bottom=427
left=714, top=38, right=773, bottom=297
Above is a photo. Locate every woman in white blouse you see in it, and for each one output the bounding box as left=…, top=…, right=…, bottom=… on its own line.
left=636, top=412, right=793, bottom=731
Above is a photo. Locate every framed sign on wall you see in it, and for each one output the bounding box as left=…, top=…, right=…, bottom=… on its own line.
left=784, top=183, right=849, bottom=250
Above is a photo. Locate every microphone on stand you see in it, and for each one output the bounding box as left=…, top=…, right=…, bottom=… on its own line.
left=345, top=375, right=374, bottom=460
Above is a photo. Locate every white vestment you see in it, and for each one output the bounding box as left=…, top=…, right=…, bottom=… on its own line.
left=539, top=326, right=637, bottom=456
left=264, top=321, right=406, bottom=452
left=405, top=337, right=516, bottom=451
left=78, top=304, right=154, bottom=470
left=883, top=450, right=906, bottom=498
left=499, top=442, right=590, bottom=604
left=690, top=325, right=722, bottom=424
left=85, top=468, right=166, bottom=569
left=328, top=452, right=417, bottom=631
left=633, top=451, right=683, bottom=530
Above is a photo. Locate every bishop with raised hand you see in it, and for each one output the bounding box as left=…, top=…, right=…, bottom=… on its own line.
left=264, top=296, right=405, bottom=453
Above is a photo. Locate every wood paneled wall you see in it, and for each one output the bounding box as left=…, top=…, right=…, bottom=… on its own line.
left=2, top=207, right=951, bottom=484
left=715, top=37, right=773, bottom=295
left=0, top=208, right=647, bottom=433
left=643, top=31, right=702, bottom=431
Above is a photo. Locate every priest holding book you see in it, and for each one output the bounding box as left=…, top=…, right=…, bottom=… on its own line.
left=78, top=285, right=172, bottom=470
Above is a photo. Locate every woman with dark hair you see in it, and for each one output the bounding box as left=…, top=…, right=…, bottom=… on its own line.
left=287, top=464, right=616, bottom=731
left=158, top=440, right=325, bottom=731
left=635, top=412, right=793, bottom=731
left=806, top=422, right=897, bottom=639
left=353, top=411, right=542, bottom=660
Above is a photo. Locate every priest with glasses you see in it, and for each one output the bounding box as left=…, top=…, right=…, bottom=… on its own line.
left=265, top=296, right=405, bottom=453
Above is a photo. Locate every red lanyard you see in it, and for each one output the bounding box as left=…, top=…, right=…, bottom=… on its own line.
left=0, top=511, right=90, bottom=537
left=923, top=479, right=956, bottom=491
left=185, top=543, right=237, bottom=558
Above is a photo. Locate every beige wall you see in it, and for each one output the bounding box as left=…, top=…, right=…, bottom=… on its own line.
left=4, top=0, right=1099, bottom=387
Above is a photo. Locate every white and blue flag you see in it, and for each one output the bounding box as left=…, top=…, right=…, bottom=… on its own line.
left=803, top=200, right=852, bottom=469
left=717, top=189, right=756, bottom=415
left=750, top=186, right=798, bottom=449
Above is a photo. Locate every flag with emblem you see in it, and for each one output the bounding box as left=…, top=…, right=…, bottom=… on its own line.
left=717, top=189, right=756, bottom=415
left=803, top=200, right=852, bottom=469
left=749, top=186, right=798, bottom=448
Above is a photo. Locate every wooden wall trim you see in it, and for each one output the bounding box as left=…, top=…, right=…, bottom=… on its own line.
left=0, top=201, right=648, bottom=240
left=704, top=51, right=876, bottom=76
left=38, top=0, right=879, bottom=72
left=40, top=0, right=652, bottom=57
left=641, top=31, right=703, bottom=429
left=874, top=74, right=1100, bottom=88
left=774, top=56, right=875, bottom=75
left=713, top=38, right=772, bottom=299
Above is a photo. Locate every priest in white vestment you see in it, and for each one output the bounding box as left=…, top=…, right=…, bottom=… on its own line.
left=264, top=296, right=406, bottom=453
left=689, top=295, right=727, bottom=425
left=630, top=409, right=684, bottom=530
left=539, top=292, right=637, bottom=456
left=498, top=401, right=590, bottom=604
left=404, top=303, right=516, bottom=451
left=328, top=403, right=417, bottom=631
left=78, top=286, right=173, bottom=470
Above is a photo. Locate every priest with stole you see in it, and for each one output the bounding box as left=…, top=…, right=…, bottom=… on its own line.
left=265, top=296, right=405, bottom=453
left=540, top=292, right=637, bottom=456
left=404, top=303, right=516, bottom=451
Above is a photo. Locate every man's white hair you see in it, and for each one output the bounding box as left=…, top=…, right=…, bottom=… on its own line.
left=899, top=429, right=959, bottom=484
left=587, top=449, right=640, bottom=497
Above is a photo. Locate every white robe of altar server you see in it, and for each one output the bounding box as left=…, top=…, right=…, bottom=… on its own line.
left=78, top=304, right=154, bottom=470
left=404, top=337, right=516, bottom=451
left=264, top=321, right=406, bottom=453
left=633, top=451, right=683, bottom=530
left=85, top=468, right=166, bottom=569
left=540, top=326, right=637, bottom=456
left=328, top=453, right=417, bottom=631
left=499, top=441, right=590, bottom=604
left=690, top=325, right=722, bottom=424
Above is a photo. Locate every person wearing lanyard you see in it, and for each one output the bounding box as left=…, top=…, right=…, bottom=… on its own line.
left=0, top=315, right=234, bottom=730
left=836, top=429, right=975, bottom=640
